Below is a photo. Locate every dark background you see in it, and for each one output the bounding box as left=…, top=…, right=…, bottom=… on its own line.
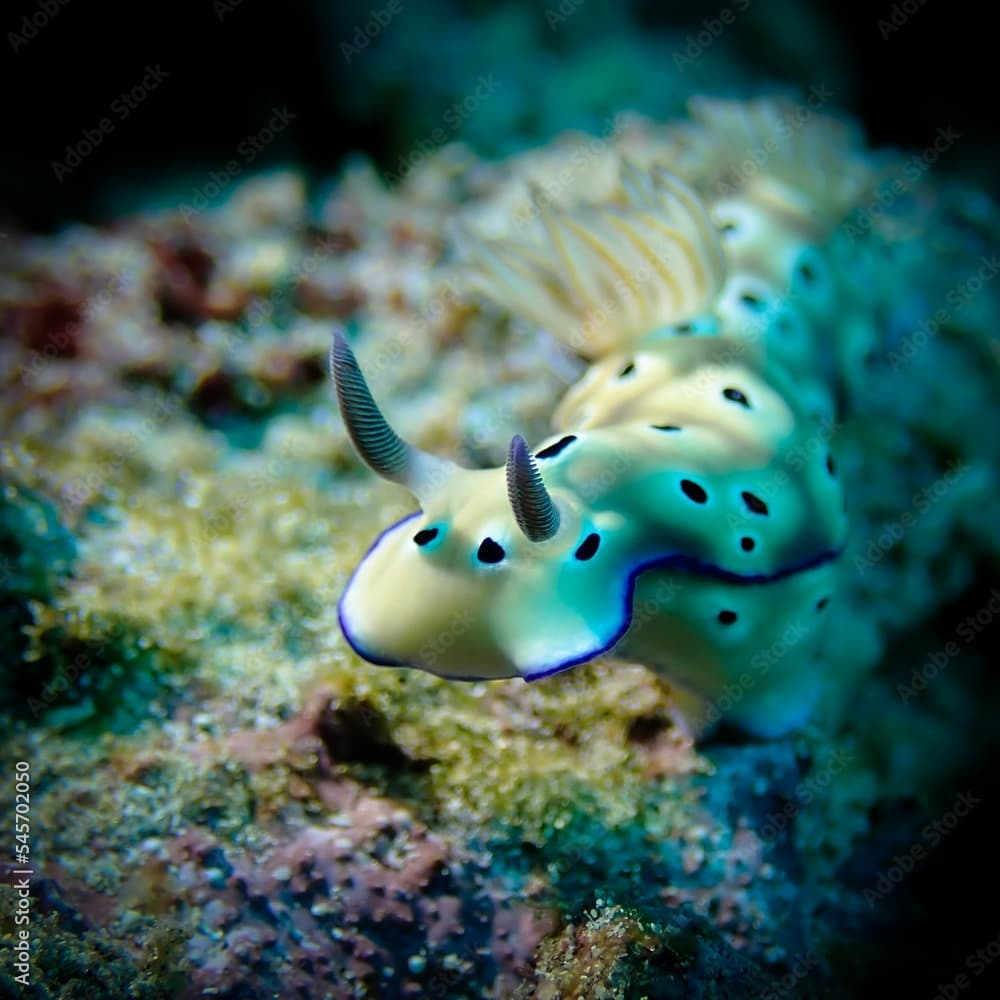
left=2, top=0, right=995, bottom=230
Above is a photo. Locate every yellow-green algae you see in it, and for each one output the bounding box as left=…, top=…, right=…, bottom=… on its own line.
left=0, top=888, right=187, bottom=1000
left=516, top=901, right=777, bottom=1000
left=3, top=377, right=714, bottom=844
left=5, top=402, right=709, bottom=840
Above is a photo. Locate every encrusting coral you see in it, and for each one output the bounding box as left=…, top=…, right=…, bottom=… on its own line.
left=1, top=95, right=997, bottom=997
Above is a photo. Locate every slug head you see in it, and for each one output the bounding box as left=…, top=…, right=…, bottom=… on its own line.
left=332, top=332, right=636, bottom=679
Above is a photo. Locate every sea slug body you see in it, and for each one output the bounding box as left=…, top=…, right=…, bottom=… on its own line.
left=331, top=97, right=890, bottom=737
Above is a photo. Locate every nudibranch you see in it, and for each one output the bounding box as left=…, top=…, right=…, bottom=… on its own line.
left=333, top=102, right=856, bottom=736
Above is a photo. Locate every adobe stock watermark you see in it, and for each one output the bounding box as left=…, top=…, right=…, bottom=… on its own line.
left=565, top=255, right=664, bottom=356
left=24, top=616, right=137, bottom=718
left=9, top=760, right=34, bottom=988
left=852, top=458, right=969, bottom=575
left=758, top=747, right=853, bottom=843
left=385, top=74, right=500, bottom=186
left=340, top=0, right=403, bottom=64
left=51, top=64, right=170, bottom=182
left=17, top=267, right=134, bottom=388
left=59, top=395, right=182, bottom=511
left=725, top=417, right=841, bottom=531
left=580, top=577, right=684, bottom=677
left=863, top=789, right=980, bottom=907
left=877, top=0, right=932, bottom=40
left=417, top=609, right=478, bottom=668
left=242, top=231, right=339, bottom=334
left=8, top=0, right=72, bottom=53
left=213, top=0, right=248, bottom=20
left=886, top=254, right=1000, bottom=372
left=545, top=0, right=586, bottom=30
left=897, top=588, right=1000, bottom=703
left=177, top=106, right=296, bottom=221
left=710, top=621, right=809, bottom=723
left=200, top=442, right=295, bottom=539
left=681, top=613, right=815, bottom=732
left=346, top=273, right=464, bottom=384
left=673, top=0, right=751, bottom=73
left=511, top=110, right=630, bottom=232
left=843, top=125, right=960, bottom=242
left=714, top=84, right=835, bottom=196
left=933, top=926, right=1000, bottom=1000
left=759, top=952, right=820, bottom=1000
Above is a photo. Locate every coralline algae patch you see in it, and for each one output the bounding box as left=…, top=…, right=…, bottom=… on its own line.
left=0, top=101, right=998, bottom=997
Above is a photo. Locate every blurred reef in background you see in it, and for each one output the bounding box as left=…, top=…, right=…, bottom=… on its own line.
left=3, top=0, right=998, bottom=226
left=2, top=1, right=999, bottom=998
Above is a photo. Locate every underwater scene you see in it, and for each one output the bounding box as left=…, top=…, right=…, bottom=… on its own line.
left=2, top=0, right=999, bottom=997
